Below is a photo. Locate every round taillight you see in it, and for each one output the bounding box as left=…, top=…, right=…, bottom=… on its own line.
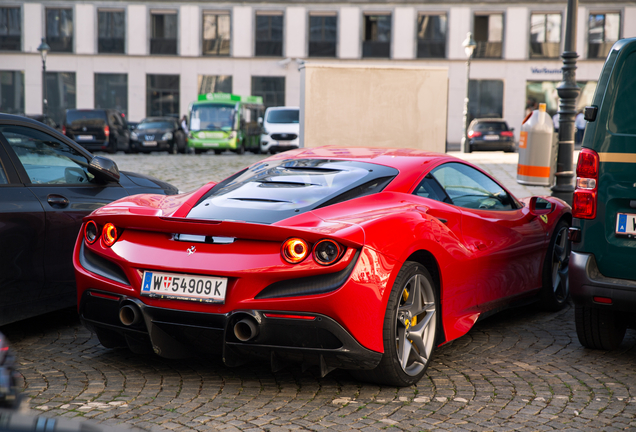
left=84, top=221, right=98, bottom=244
left=313, top=239, right=342, bottom=265
left=102, top=223, right=118, bottom=247
left=282, top=238, right=309, bottom=264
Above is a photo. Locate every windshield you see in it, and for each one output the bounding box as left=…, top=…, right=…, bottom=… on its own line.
left=190, top=104, right=235, bottom=131
left=267, top=109, right=299, bottom=124
left=137, top=121, right=174, bottom=130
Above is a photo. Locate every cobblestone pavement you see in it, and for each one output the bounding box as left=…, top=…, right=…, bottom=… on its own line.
left=3, top=150, right=634, bottom=432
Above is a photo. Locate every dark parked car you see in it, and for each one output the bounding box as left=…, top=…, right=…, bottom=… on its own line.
left=570, top=37, right=636, bottom=350
left=466, top=118, right=515, bottom=153
left=0, top=114, right=178, bottom=326
left=63, top=109, right=130, bottom=154
left=23, top=114, right=60, bottom=130
left=130, top=117, right=187, bottom=154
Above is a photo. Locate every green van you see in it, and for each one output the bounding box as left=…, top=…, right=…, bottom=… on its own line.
left=187, top=93, right=264, bottom=154
left=570, top=37, right=636, bottom=349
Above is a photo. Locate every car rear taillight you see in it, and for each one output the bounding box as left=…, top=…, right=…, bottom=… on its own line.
left=313, top=239, right=343, bottom=265
left=102, top=223, right=120, bottom=247
left=572, top=148, right=599, bottom=219
left=281, top=238, right=309, bottom=264
left=501, top=131, right=514, bottom=137
left=62, top=125, right=66, bottom=135
left=84, top=220, right=99, bottom=244
left=104, top=125, right=110, bottom=138
left=467, top=131, right=482, bottom=138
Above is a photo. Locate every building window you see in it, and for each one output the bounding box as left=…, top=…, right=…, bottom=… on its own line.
left=0, top=71, right=24, bottom=114
left=530, top=13, right=561, bottom=58
left=255, top=12, right=283, bottom=57
left=363, top=13, right=391, bottom=58
left=416, top=13, right=446, bottom=58
left=202, top=11, right=230, bottom=56
left=45, top=72, right=75, bottom=126
left=588, top=13, right=620, bottom=59
left=95, top=73, right=127, bottom=116
left=98, top=10, right=125, bottom=54
left=198, top=75, right=232, bottom=94
left=468, top=80, right=503, bottom=125
left=473, top=13, right=503, bottom=59
left=147, top=74, right=179, bottom=117
left=308, top=13, right=337, bottom=57
left=0, top=7, right=21, bottom=51
left=251, top=76, right=285, bottom=109
left=150, top=10, right=177, bottom=55
left=46, top=8, right=73, bottom=53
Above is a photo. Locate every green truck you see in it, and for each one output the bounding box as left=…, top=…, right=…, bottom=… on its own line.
left=570, top=37, right=636, bottom=350
left=187, top=93, right=264, bottom=155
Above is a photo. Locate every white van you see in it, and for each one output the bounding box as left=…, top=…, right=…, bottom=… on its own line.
left=260, top=106, right=299, bottom=154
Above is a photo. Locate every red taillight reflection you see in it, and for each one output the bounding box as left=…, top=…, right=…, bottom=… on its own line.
left=62, top=125, right=67, bottom=135
left=501, top=131, right=514, bottom=137
left=467, top=131, right=482, bottom=138
left=572, top=149, right=599, bottom=220
left=104, top=125, right=110, bottom=138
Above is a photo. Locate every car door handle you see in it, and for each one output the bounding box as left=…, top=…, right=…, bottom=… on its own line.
left=47, top=194, right=69, bottom=208
left=435, top=217, right=448, bottom=224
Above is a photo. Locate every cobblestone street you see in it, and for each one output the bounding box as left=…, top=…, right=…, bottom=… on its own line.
left=2, top=151, right=634, bottom=432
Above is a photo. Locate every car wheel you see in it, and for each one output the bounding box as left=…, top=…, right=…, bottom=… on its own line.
left=107, top=140, right=117, bottom=154
left=352, top=261, right=438, bottom=386
left=540, top=220, right=570, bottom=311
left=236, top=142, right=245, bottom=155
left=194, top=149, right=205, bottom=155
left=168, top=141, right=177, bottom=155
left=575, top=305, right=626, bottom=350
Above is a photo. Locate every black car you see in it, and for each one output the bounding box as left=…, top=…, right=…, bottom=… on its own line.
left=466, top=118, right=516, bottom=153
left=130, top=117, right=187, bottom=154
left=0, top=114, right=178, bottom=326
left=63, top=109, right=130, bottom=154
left=23, top=114, right=60, bottom=130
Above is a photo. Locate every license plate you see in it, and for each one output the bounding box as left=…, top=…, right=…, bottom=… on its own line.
left=77, top=135, right=93, bottom=140
left=142, top=141, right=157, bottom=146
left=616, top=213, right=636, bottom=235
left=140, top=271, right=227, bottom=303
left=484, top=135, right=499, bottom=140
left=203, top=142, right=219, bottom=147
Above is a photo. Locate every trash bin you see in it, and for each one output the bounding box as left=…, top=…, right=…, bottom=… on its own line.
left=517, top=103, right=556, bottom=186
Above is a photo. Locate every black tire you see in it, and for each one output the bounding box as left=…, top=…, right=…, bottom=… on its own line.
left=540, top=220, right=570, bottom=311
left=168, top=141, right=177, bottom=155
left=194, top=149, right=205, bottom=155
left=351, top=261, right=439, bottom=386
left=236, top=142, right=245, bottom=155
left=214, top=149, right=223, bottom=155
left=575, top=305, right=626, bottom=350
left=107, top=140, right=117, bottom=154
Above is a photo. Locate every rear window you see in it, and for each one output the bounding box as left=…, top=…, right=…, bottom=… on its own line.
left=266, top=109, right=299, bottom=124
left=66, top=110, right=107, bottom=126
left=473, top=122, right=508, bottom=131
left=188, top=159, right=398, bottom=224
left=138, top=122, right=175, bottom=130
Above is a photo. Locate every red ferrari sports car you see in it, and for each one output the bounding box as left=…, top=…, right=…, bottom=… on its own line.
left=73, top=147, right=571, bottom=386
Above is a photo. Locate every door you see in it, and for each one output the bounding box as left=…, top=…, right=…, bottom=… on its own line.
left=430, top=162, right=547, bottom=309
left=0, top=124, right=128, bottom=302
left=0, top=140, right=47, bottom=325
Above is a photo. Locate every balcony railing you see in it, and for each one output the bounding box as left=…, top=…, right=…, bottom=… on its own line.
left=417, top=40, right=445, bottom=58
left=150, top=38, right=177, bottom=55
left=473, top=41, right=502, bottom=59
left=362, top=41, right=390, bottom=58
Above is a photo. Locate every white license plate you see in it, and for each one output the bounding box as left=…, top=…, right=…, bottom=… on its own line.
left=140, top=271, right=227, bottom=303
left=77, top=135, right=93, bottom=140
left=616, top=213, right=636, bottom=235
left=142, top=141, right=157, bottom=147
left=203, top=142, right=219, bottom=147
left=484, top=135, right=499, bottom=140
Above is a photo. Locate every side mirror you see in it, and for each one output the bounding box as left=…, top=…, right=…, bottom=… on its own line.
left=88, top=156, right=120, bottom=183
left=529, top=196, right=553, bottom=216
left=257, top=117, right=263, bottom=125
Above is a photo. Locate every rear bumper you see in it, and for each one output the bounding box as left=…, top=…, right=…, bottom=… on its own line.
left=80, top=291, right=382, bottom=370
left=570, top=251, right=636, bottom=312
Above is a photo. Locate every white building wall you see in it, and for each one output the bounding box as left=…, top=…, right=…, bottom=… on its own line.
left=576, top=5, right=587, bottom=57
left=127, top=4, right=147, bottom=56
left=23, top=3, right=42, bottom=54
left=233, top=6, right=252, bottom=57
left=180, top=5, right=200, bottom=57
left=339, top=7, right=360, bottom=59
left=448, top=7, right=471, bottom=60
left=285, top=7, right=306, bottom=58
left=75, top=4, right=95, bottom=55
left=626, top=7, right=636, bottom=38
left=393, top=7, right=415, bottom=59
left=504, top=7, right=527, bottom=60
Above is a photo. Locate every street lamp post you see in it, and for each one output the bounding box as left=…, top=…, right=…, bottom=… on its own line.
left=37, top=38, right=50, bottom=117
left=461, top=32, right=477, bottom=153
left=553, top=0, right=580, bottom=204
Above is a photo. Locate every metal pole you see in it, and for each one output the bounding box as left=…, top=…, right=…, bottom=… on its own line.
left=461, top=56, right=471, bottom=153
left=42, top=58, right=48, bottom=117
left=552, top=0, right=579, bottom=204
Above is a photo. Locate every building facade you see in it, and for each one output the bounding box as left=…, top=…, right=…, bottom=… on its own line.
left=1, top=0, right=634, bottom=145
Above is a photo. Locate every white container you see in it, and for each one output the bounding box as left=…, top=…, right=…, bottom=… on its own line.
left=517, top=103, right=557, bottom=186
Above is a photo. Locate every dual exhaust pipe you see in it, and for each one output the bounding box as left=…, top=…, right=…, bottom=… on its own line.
left=119, top=302, right=259, bottom=342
